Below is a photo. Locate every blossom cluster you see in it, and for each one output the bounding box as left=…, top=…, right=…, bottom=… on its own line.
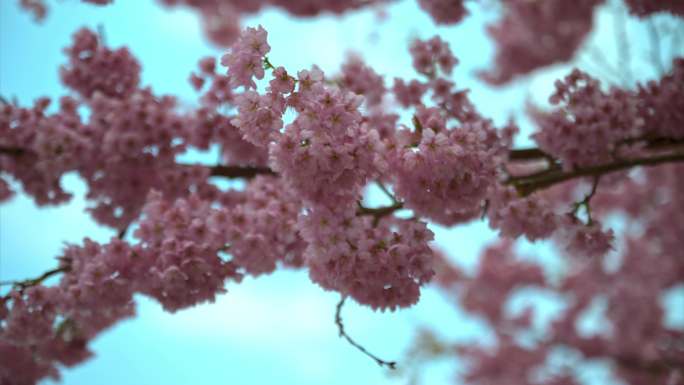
left=481, top=0, right=602, bottom=84
left=300, top=207, right=435, bottom=310
left=416, top=0, right=467, bottom=25
left=533, top=60, right=684, bottom=170
left=220, top=27, right=437, bottom=310
left=60, top=28, right=140, bottom=99
left=432, top=224, right=683, bottom=385
left=388, top=116, right=502, bottom=226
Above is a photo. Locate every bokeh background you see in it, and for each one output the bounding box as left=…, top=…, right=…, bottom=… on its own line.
left=1, top=1, right=682, bottom=384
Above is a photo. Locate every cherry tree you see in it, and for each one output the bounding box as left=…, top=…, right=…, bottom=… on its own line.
left=1, top=0, right=683, bottom=384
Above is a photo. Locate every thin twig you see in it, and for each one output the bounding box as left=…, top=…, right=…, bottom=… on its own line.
left=375, top=181, right=398, bottom=204
left=263, top=56, right=275, bottom=70
left=335, top=296, right=397, bottom=370
left=571, top=176, right=601, bottom=225
left=0, top=265, right=70, bottom=289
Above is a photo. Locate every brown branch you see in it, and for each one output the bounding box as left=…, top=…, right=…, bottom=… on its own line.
left=0, top=146, right=25, bottom=156
left=209, top=164, right=275, bottom=179
left=615, top=353, right=684, bottom=375
left=508, top=151, right=684, bottom=196
left=0, top=265, right=70, bottom=291
left=0, top=145, right=274, bottom=179
left=4, top=137, right=684, bottom=207
left=508, top=137, right=684, bottom=162
left=357, top=201, right=404, bottom=218
left=335, top=296, right=397, bottom=370
left=508, top=147, right=553, bottom=161
left=375, top=181, right=398, bottom=204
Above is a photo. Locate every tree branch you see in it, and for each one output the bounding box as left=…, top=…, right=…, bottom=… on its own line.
left=0, top=265, right=70, bottom=291
left=335, top=296, right=397, bottom=370
left=208, top=165, right=275, bottom=179
left=570, top=176, right=600, bottom=225
left=508, top=137, right=684, bottom=162
left=508, top=151, right=684, bottom=196
left=4, top=139, right=684, bottom=202
left=357, top=201, right=404, bottom=218
left=508, top=147, right=553, bottom=161
left=615, top=353, right=684, bottom=375
left=0, top=146, right=25, bottom=156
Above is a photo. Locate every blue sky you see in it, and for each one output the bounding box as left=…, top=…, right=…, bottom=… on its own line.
left=1, top=1, right=681, bottom=384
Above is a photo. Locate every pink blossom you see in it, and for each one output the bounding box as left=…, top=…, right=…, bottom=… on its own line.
left=417, top=0, right=468, bottom=25
left=339, top=54, right=386, bottom=106
left=301, top=206, right=434, bottom=311
left=392, top=78, right=428, bottom=108
left=480, top=0, right=602, bottom=84
left=268, top=66, right=296, bottom=94
left=409, top=36, right=458, bottom=77
left=220, top=25, right=270, bottom=89
left=60, top=28, right=140, bottom=99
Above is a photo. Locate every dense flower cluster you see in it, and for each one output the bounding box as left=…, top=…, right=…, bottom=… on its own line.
left=417, top=0, right=467, bottom=25
left=388, top=115, right=503, bottom=226
left=624, top=0, right=684, bottom=17
left=486, top=185, right=561, bottom=241
left=221, top=176, right=306, bottom=274
left=84, top=90, right=213, bottom=228
left=392, top=78, right=428, bottom=108
left=301, top=207, right=434, bottom=310
left=533, top=60, right=684, bottom=170
left=409, top=36, right=458, bottom=77
left=0, top=96, right=86, bottom=205
left=431, top=224, right=684, bottom=385
left=133, top=193, right=243, bottom=311
left=268, top=79, right=381, bottom=205
left=220, top=29, right=438, bottom=311
left=220, top=35, right=386, bottom=207
left=156, top=0, right=389, bottom=46
left=636, top=58, right=684, bottom=140
left=339, top=55, right=386, bottom=107
left=220, top=25, right=270, bottom=89
left=60, top=28, right=140, bottom=100
left=481, top=0, right=602, bottom=84
left=532, top=69, right=642, bottom=169
left=1, top=29, right=217, bottom=230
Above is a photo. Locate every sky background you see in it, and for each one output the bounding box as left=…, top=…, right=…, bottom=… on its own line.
left=0, top=1, right=682, bottom=384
